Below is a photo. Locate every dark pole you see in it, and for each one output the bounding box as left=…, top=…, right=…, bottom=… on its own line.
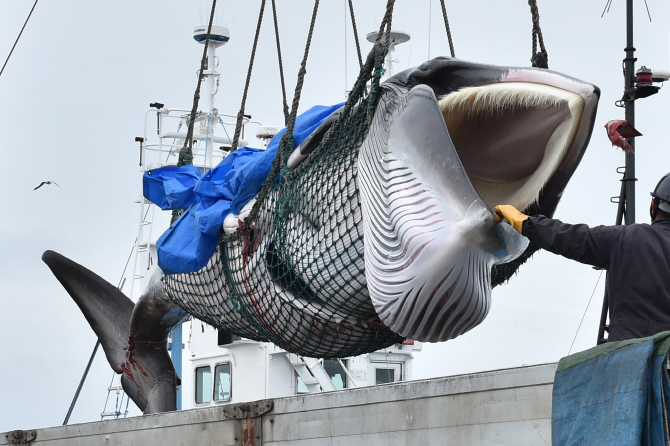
left=63, top=340, right=100, bottom=425
left=623, top=0, right=636, bottom=225
left=597, top=0, right=636, bottom=345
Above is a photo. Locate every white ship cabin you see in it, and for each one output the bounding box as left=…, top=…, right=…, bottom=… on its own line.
left=172, top=321, right=422, bottom=410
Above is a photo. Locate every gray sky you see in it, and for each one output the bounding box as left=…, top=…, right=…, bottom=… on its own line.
left=1, top=0, right=669, bottom=432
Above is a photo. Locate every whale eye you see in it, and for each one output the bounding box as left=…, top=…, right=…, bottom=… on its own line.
left=439, top=82, right=584, bottom=211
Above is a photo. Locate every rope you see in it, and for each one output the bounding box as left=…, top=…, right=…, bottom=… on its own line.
left=218, top=117, right=232, bottom=147
left=242, top=0, right=322, bottom=226
left=368, top=0, right=395, bottom=117
left=231, top=0, right=267, bottom=151
left=286, top=43, right=384, bottom=183
left=348, top=0, right=363, bottom=67
left=271, top=0, right=290, bottom=126
left=643, top=0, right=652, bottom=22
left=221, top=0, right=396, bottom=241
left=290, top=0, right=395, bottom=167
left=171, top=0, right=217, bottom=224
left=375, top=0, right=395, bottom=46
left=568, top=270, right=604, bottom=355
left=177, top=0, right=218, bottom=167
left=0, top=0, right=39, bottom=78
left=438, top=0, right=456, bottom=58
left=284, top=0, right=320, bottom=140
left=600, top=0, right=613, bottom=18
left=161, top=0, right=405, bottom=358
left=528, top=0, right=548, bottom=69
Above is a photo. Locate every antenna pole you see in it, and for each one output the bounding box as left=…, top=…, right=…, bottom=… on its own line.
left=623, top=0, right=636, bottom=225
left=597, top=0, right=636, bottom=345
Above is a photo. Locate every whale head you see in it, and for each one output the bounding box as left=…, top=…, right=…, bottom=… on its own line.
left=360, top=58, right=600, bottom=342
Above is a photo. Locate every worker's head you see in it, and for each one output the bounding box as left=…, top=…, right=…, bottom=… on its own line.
left=650, top=172, right=670, bottom=221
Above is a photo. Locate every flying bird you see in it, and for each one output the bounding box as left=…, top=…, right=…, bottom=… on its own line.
left=33, top=181, right=60, bottom=190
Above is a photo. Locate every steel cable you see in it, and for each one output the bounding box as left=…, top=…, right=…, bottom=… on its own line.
left=0, top=0, right=39, bottom=79
left=568, top=270, right=604, bottom=355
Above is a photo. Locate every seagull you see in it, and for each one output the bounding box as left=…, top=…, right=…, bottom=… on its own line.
left=34, top=181, right=60, bottom=190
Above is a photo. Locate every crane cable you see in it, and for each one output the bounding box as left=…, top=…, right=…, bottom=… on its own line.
left=0, top=0, right=39, bottom=79
left=568, top=270, right=604, bottom=355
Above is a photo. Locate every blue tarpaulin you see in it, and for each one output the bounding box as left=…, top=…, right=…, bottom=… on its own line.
left=143, top=103, right=343, bottom=275
left=552, top=331, right=670, bottom=446
left=143, top=165, right=202, bottom=210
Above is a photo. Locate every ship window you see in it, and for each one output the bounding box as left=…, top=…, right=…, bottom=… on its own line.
left=373, top=361, right=403, bottom=385
left=213, top=363, right=232, bottom=401
left=375, top=368, right=395, bottom=385
left=324, top=359, right=348, bottom=389
left=195, top=366, right=212, bottom=404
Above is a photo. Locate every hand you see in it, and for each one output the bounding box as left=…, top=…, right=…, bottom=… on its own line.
left=493, top=205, right=528, bottom=234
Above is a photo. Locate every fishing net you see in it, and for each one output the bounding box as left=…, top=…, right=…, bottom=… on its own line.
left=163, top=42, right=405, bottom=358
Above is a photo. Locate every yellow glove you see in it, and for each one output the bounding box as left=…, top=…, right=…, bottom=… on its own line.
left=493, top=205, right=528, bottom=234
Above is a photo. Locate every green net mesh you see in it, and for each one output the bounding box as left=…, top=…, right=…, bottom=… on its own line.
left=163, top=44, right=404, bottom=358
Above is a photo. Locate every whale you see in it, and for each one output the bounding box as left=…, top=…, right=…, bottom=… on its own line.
left=43, top=57, right=600, bottom=414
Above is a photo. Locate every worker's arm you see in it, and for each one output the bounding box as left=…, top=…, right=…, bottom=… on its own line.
left=521, top=215, right=623, bottom=269
left=494, top=205, right=623, bottom=269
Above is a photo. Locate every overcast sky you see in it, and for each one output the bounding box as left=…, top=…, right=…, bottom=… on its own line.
left=1, top=0, right=669, bottom=432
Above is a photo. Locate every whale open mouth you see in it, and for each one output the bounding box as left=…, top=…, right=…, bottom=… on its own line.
left=358, top=61, right=600, bottom=343
left=439, top=82, right=584, bottom=211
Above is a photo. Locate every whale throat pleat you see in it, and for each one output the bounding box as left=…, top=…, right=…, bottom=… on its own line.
left=359, top=84, right=527, bottom=342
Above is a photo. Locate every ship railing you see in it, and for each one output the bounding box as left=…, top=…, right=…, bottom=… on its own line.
left=140, top=107, right=262, bottom=172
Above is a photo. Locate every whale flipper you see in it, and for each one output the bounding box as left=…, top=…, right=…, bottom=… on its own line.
left=42, top=250, right=187, bottom=413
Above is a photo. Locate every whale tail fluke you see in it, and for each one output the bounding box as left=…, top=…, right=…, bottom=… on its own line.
left=42, top=250, right=132, bottom=374
left=42, top=250, right=181, bottom=413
